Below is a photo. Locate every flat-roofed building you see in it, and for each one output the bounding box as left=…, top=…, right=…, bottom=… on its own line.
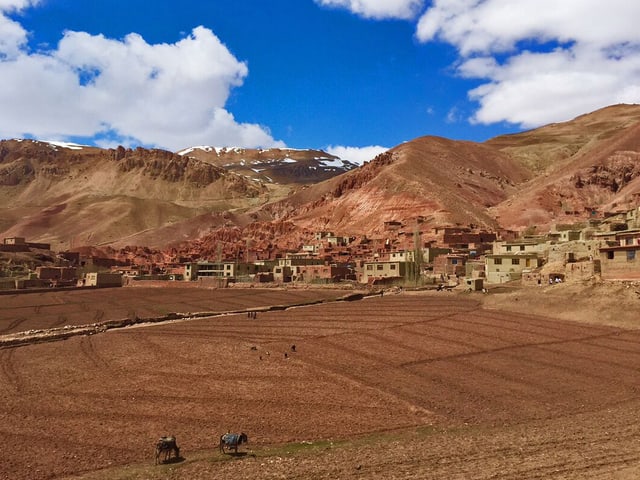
left=485, top=253, right=541, bottom=284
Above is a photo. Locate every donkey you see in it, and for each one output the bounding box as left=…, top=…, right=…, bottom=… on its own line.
left=155, top=435, right=180, bottom=464
left=219, top=432, right=248, bottom=454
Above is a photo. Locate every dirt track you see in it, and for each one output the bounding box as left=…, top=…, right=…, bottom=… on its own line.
left=1, top=288, right=640, bottom=479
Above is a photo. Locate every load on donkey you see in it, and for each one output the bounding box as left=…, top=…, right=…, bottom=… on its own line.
left=219, top=432, right=248, bottom=454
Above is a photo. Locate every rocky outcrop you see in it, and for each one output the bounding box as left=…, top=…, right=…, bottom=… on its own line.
left=115, top=147, right=225, bottom=186
left=331, top=151, right=395, bottom=198
left=572, top=152, right=640, bottom=192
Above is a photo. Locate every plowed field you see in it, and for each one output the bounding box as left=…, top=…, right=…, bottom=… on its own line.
left=1, top=288, right=639, bottom=479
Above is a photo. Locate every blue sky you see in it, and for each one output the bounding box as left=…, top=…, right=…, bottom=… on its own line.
left=1, top=1, right=639, bottom=163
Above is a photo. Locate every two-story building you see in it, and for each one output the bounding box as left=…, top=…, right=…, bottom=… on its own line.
left=184, top=261, right=236, bottom=281
left=361, top=260, right=409, bottom=284
left=433, top=253, right=467, bottom=278
left=598, top=229, right=640, bottom=280
left=273, top=256, right=324, bottom=282
left=484, top=253, right=541, bottom=284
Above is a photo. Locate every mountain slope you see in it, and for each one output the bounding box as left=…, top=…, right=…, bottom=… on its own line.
left=177, top=146, right=358, bottom=185
left=3, top=104, right=640, bottom=253
left=486, top=104, right=640, bottom=229
left=0, top=140, right=267, bottom=248
left=257, top=136, right=531, bottom=236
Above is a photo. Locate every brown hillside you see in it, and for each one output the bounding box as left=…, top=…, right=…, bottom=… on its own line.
left=2, top=104, right=640, bottom=254
left=488, top=104, right=640, bottom=230
left=0, top=140, right=267, bottom=248
left=261, top=136, right=530, bottom=236
left=486, top=103, right=640, bottom=173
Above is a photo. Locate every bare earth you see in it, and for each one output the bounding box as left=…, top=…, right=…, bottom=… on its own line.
left=1, top=285, right=639, bottom=479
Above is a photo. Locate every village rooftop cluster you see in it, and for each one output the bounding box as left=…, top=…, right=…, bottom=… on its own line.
left=2, top=205, right=640, bottom=292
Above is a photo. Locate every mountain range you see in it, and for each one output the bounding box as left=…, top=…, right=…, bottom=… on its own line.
left=1, top=104, right=640, bottom=256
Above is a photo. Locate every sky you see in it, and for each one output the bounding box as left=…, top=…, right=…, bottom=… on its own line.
left=1, top=0, right=639, bottom=164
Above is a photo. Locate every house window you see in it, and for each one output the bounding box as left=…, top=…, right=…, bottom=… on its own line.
left=607, top=251, right=614, bottom=260
left=376, top=264, right=384, bottom=271
left=506, top=246, right=512, bottom=252
left=390, top=264, right=396, bottom=270
left=625, top=238, right=633, bottom=245
left=627, top=250, right=636, bottom=261
left=451, top=259, right=458, bottom=265
left=366, top=265, right=373, bottom=271
left=520, top=245, right=525, bottom=251
left=494, top=258, right=502, bottom=265
left=512, top=258, right=520, bottom=265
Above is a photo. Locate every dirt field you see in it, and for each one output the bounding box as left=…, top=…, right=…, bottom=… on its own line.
left=0, top=286, right=349, bottom=335
left=1, top=286, right=640, bottom=479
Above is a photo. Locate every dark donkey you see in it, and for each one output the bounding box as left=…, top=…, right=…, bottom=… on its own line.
left=219, top=432, right=248, bottom=454
left=155, top=435, right=180, bottom=464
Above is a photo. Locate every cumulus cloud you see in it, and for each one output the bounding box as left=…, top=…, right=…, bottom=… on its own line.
left=326, top=145, right=388, bottom=165
left=416, top=0, right=640, bottom=128
left=0, top=0, right=39, bottom=59
left=0, top=4, right=284, bottom=150
left=314, top=0, right=424, bottom=20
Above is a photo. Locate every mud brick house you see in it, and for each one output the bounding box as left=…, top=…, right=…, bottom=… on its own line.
left=387, top=250, right=415, bottom=262
left=1, top=237, right=51, bottom=252
left=547, top=240, right=600, bottom=264
left=3, top=237, right=26, bottom=246
left=0, top=239, right=30, bottom=252
left=433, top=254, right=467, bottom=277
left=313, top=231, right=350, bottom=244
left=296, top=263, right=353, bottom=283
left=423, top=246, right=452, bottom=263
left=274, top=256, right=324, bottom=282
left=301, top=243, right=318, bottom=254
left=624, top=205, right=640, bottom=229
left=493, top=239, right=547, bottom=256
left=547, top=230, right=581, bottom=243
left=442, top=229, right=497, bottom=250
left=82, top=272, right=123, bottom=287
left=485, top=253, right=541, bottom=284
left=598, top=229, right=640, bottom=280
left=36, top=266, right=77, bottom=285
left=465, top=258, right=486, bottom=279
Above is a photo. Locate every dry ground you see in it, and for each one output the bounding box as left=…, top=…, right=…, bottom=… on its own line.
left=0, top=286, right=348, bottom=335
left=1, top=285, right=639, bottom=479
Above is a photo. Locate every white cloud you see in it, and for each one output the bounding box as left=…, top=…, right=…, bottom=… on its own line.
left=0, top=4, right=284, bottom=151
left=315, top=0, right=424, bottom=20
left=326, top=145, right=388, bottom=165
left=416, top=0, right=640, bottom=128
left=416, top=0, right=640, bottom=55
left=0, top=0, right=39, bottom=59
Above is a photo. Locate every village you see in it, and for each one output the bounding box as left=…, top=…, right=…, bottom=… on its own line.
left=2, top=205, right=640, bottom=292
